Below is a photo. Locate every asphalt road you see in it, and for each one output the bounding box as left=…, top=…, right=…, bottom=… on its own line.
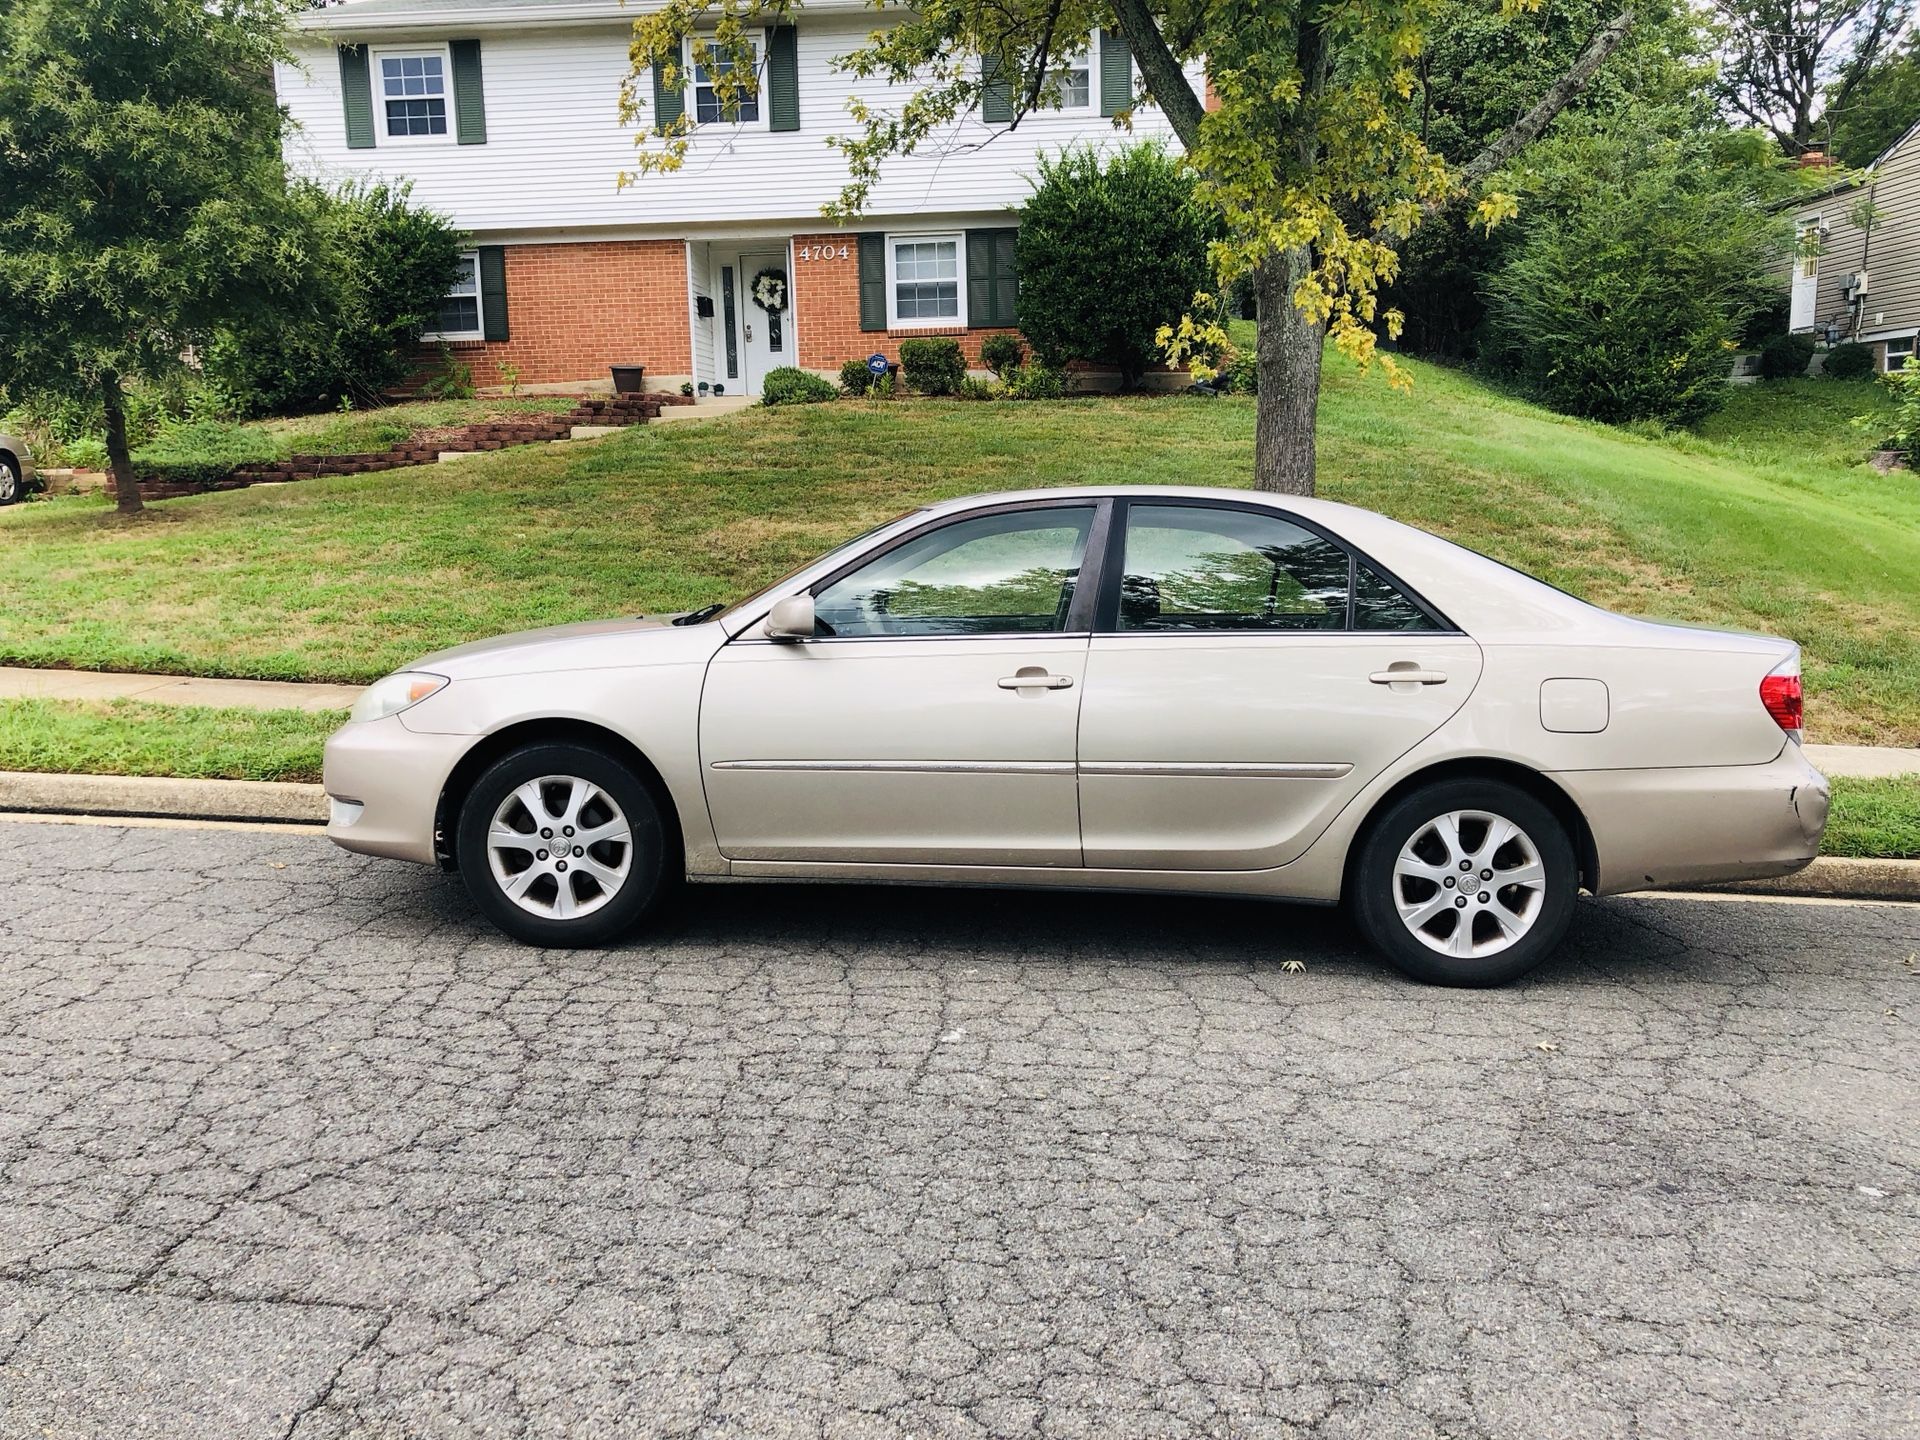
left=0, top=819, right=1915, bottom=1440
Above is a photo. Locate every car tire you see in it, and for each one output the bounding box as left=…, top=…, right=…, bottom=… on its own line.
left=1350, top=778, right=1578, bottom=987
left=455, top=742, right=671, bottom=948
left=0, top=456, right=20, bottom=505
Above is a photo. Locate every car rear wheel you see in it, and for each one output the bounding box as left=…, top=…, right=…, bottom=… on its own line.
left=1351, top=778, right=1577, bottom=986
left=455, top=742, right=669, bottom=948
left=0, top=456, right=20, bottom=505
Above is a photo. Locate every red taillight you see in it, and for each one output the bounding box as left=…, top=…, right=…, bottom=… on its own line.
left=1760, top=668, right=1803, bottom=734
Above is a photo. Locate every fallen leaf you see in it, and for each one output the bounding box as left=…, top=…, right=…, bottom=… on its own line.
left=1535, top=1041, right=1559, bottom=1053
left=1280, top=960, right=1306, bottom=974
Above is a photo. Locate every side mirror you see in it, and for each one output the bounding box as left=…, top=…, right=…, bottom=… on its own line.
left=765, top=594, right=816, bottom=641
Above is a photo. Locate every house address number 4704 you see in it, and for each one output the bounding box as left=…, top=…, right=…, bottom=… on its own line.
left=794, top=244, right=852, bottom=262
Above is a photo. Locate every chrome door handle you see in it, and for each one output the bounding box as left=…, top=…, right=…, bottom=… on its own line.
left=1369, top=669, right=1448, bottom=686
left=998, top=673, right=1074, bottom=690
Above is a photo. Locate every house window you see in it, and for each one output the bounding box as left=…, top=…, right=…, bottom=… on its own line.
left=376, top=49, right=450, bottom=139
left=1885, top=336, right=1914, bottom=372
left=428, top=251, right=482, bottom=341
left=1796, top=218, right=1820, bottom=280
left=1052, top=51, right=1092, bottom=109
left=888, top=234, right=962, bottom=325
left=693, top=40, right=760, bottom=124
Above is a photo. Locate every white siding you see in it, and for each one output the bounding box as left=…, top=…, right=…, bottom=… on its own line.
left=278, top=17, right=1192, bottom=234
left=688, top=240, right=716, bottom=382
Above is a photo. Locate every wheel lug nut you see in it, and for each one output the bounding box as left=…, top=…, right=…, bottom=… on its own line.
left=536, top=850, right=548, bottom=861
left=1481, top=869, right=1493, bottom=881
left=1454, top=896, right=1467, bottom=908
left=1459, top=860, right=1471, bottom=871
left=1444, top=877, right=1455, bottom=888
left=573, top=846, right=583, bottom=857
left=564, top=826, right=575, bottom=837
left=541, top=828, right=552, bottom=839
left=556, top=860, right=568, bottom=872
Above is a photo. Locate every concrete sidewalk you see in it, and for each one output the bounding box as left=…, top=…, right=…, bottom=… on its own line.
left=3, top=664, right=1918, bottom=778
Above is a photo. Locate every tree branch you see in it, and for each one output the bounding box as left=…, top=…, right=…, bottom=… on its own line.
left=1449, top=8, right=1636, bottom=197
left=1109, top=0, right=1207, bottom=148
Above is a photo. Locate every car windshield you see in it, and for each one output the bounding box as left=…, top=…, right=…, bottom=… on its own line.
left=712, top=509, right=925, bottom=627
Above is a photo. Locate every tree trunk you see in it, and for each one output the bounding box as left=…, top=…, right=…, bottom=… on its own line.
left=1252, top=249, right=1325, bottom=496
left=102, top=370, right=142, bottom=517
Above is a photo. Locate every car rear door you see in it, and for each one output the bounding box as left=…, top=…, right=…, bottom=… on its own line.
left=699, top=500, right=1103, bottom=867
left=1075, top=499, right=1482, bottom=871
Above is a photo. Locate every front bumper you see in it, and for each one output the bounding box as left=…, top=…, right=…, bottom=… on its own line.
left=322, top=715, right=474, bottom=865
left=1553, top=744, right=1830, bottom=896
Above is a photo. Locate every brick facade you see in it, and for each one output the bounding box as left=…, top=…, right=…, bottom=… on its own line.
left=791, top=232, right=1019, bottom=373
left=441, top=240, right=692, bottom=387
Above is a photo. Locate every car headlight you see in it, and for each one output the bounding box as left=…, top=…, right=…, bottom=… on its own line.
left=349, top=672, right=449, bottom=724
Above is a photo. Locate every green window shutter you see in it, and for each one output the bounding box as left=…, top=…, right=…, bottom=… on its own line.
left=652, top=57, right=684, bottom=129
left=858, top=233, right=887, bottom=332
left=981, top=54, right=1013, bottom=124
left=479, top=246, right=509, bottom=342
left=339, top=45, right=375, bottom=150
left=1099, top=29, right=1132, bottom=118
left=966, top=229, right=1019, bottom=328
left=450, top=39, right=488, bottom=144
left=768, top=25, right=800, bottom=132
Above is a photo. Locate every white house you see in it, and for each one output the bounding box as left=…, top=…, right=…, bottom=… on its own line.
left=278, top=0, right=1195, bottom=394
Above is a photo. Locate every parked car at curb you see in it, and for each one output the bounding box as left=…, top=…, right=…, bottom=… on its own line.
left=0, top=434, right=35, bottom=504
left=324, top=486, right=1829, bottom=986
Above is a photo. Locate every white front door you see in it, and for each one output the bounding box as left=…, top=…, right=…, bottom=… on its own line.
left=732, top=246, right=791, bottom=395
left=1790, top=218, right=1820, bottom=332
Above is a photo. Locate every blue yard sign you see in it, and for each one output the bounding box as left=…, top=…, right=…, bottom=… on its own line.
left=867, top=353, right=889, bottom=375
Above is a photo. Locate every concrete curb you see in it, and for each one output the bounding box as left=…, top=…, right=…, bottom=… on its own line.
left=0, top=770, right=327, bottom=825
left=1686, top=856, right=1920, bottom=903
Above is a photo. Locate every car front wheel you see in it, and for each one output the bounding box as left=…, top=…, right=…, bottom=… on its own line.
left=455, top=742, right=669, bottom=948
left=1351, top=778, right=1577, bottom=986
left=0, top=456, right=20, bottom=505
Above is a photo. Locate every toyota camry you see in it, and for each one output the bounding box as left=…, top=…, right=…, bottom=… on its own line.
left=323, top=487, right=1828, bottom=986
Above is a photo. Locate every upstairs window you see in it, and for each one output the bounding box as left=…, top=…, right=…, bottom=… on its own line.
left=693, top=40, right=760, bottom=124
left=427, top=251, right=482, bottom=341
left=1051, top=51, right=1092, bottom=109
left=376, top=48, right=450, bottom=139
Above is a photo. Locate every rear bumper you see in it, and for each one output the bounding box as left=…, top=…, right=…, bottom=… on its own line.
left=322, top=715, right=473, bottom=865
left=1552, top=745, right=1829, bottom=896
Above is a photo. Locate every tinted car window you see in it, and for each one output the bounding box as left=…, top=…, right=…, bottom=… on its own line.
left=814, top=506, right=1095, bottom=637
left=1352, top=562, right=1439, bottom=631
left=1118, top=506, right=1349, bottom=631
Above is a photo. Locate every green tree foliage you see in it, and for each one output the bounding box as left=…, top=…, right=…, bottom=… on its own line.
left=1824, top=32, right=1920, bottom=166
left=1482, top=115, right=1783, bottom=424
left=620, top=0, right=1632, bottom=495
left=1015, top=144, right=1213, bottom=387
left=205, top=182, right=466, bottom=417
left=1713, top=0, right=1910, bottom=156
left=0, top=0, right=314, bottom=514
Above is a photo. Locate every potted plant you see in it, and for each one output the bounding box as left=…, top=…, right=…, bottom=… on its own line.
left=609, top=363, right=646, bottom=394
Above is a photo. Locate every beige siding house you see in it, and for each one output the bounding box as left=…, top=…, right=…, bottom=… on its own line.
left=1785, top=121, right=1920, bottom=370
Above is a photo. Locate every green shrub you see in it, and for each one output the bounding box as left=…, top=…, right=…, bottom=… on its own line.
left=419, top=347, right=474, bottom=401
left=955, top=375, right=1004, bottom=400
left=131, top=419, right=279, bottom=483
left=760, top=366, right=838, bottom=406
left=1016, top=143, right=1215, bottom=387
left=980, top=333, right=1026, bottom=378
left=838, top=357, right=876, bottom=396
left=899, top=337, right=965, bottom=396
left=1758, top=332, right=1817, bottom=381
left=1482, top=112, right=1780, bottom=425
left=63, top=437, right=108, bottom=470
left=1005, top=360, right=1068, bottom=399
left=203, top=181, right=466, bottom=416
left=1822, top=341, right=1875, bottom=380
left=1878, top=354, right=1920, bottom=463
left=1217, top=344, right=1259, bottom=395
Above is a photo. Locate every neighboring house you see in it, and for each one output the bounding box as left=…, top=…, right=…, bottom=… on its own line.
left=1782, top=121, right=1920, bottom=371
left=279, top=0, right=1190, bottom=395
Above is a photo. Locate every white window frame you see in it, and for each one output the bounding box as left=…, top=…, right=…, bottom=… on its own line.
left=371, top=42, right=456, bottom=145
left=886, top=231, right=966, bottom=329
left=1049, top=49, right=1094, bottom=111
left=424, top=250, right=484, bottom=342
left=1796, top=216, right=1821, bottom=281
left=1884, top=335, right=1915, bottom=371
left=687, top=33, right=765, bottom=129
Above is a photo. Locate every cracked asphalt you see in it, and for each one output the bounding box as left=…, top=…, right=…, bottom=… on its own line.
left=0, top=819, right=1916, bottom=1439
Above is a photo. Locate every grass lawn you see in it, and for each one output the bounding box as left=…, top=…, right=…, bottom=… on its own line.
left=254, top=396, right=582, bottom=457
left=0, top=699, right=344, bottom=783
left=3, top=354, right=1919, bottom=745
left=0, top=695, right=1909, bottom=860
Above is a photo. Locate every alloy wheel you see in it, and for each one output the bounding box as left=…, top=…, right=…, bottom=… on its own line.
left=486, top=775, right=633, bottom=920
left=1392, top=809, right=1546, bottom=959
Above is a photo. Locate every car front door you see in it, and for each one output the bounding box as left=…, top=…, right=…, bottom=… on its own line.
left=1076, top=500, right=1483, bottom=871
left=699, top=500, right=1103, bottom=867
